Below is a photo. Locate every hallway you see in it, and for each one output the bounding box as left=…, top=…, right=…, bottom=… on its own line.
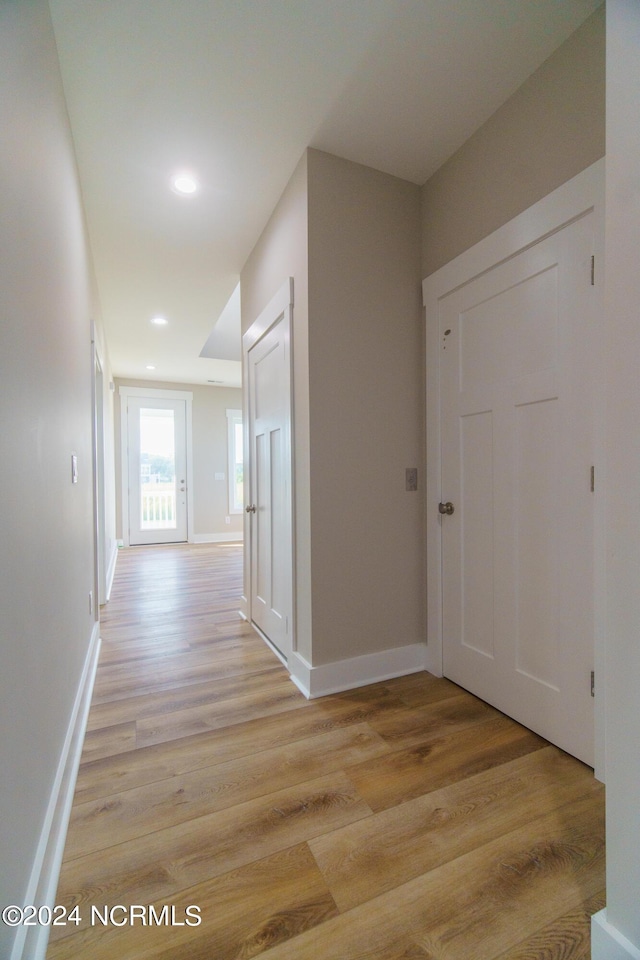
left=49, top=543, right=605, bottom=959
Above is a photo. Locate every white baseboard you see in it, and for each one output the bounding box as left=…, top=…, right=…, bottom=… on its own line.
left=105, top=542, right=118, bottom=602
left=288, top=643, right=428, bottom=699
left=11, top=623, right=101, bottom=960
left=592, top=911, right=640, bottom=960
left=190, top=533, right=243, bottom=544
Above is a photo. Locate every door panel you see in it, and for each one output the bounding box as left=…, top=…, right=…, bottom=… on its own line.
left=440, top=213, right=595, bottom=765
left=248, top=314, right=292, bottom=660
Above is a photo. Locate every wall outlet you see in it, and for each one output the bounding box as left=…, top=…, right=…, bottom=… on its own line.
left=225, top=516, right=231, bottom=524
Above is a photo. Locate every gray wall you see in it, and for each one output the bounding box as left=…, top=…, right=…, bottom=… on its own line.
left=241, top=152, right=313, bottom=655
left=421, top=4, right=605, bottom=277
left=241, top=149, right=424, bottom=667
left=0, top=2, right=97, bottom=953
left=114, top=379, right=244, bottom=542
left=307, top=149, right=424, bottom=665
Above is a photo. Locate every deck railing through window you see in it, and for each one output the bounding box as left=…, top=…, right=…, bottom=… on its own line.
left=141, top=487, right=176, bottom=528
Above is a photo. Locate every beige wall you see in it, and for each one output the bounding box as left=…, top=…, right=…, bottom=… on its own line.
left=307, top=149, right=424, bottom=664
left=0, top=2, right=97, bottom=953
left=241, top=152, right=313, bottom=655
left=421, top=4, right=605, bottom=277
left=241, top=149, right=424, bottom=667
left=114, top=379, right=243, bottom=542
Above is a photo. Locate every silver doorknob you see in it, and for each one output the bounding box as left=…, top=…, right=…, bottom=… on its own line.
left=245, top=504, right=256, bottom=514
left=438, top=501, right=455, bottom=515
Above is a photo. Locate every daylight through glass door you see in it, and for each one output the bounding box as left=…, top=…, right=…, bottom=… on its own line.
left=139, top=407, right=177, bottom=531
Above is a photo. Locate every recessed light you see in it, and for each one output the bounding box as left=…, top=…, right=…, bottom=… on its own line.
left=171, top=171, right=199, bottom=196
left=150, top=316, right=168, bottom=326
left=146, top=364, right=156, bottom=370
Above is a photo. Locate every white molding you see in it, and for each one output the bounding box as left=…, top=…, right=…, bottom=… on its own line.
left=119, top=386, right=194, bottom=547
left=118, top=386, right=194, bottom=401
left=288, top=644, right=428, bottom=700
left=11, top=624, right=101, bottom=960
left=242, top=277, right=294, bottom=353
left=592, top=911, right=640, bottom=960
left=226, top=408, right=243, bottom=515
left=190, top=533, right=243, bottom=544
left=423, top=160, right=604, bottom=300
left=422, top=160, right=606, bottom=775
left=105, top=541, right=118, bottom=602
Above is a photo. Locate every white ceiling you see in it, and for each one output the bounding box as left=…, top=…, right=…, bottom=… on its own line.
left=49, top=0, right=600, bottom=387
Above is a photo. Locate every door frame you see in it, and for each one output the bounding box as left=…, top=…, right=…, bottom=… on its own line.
left=423, top=159, right=605, bottom=776
left=241, top=277, right=295, bottom=661
left=91, top=326, right=107, bottom=607
left=119, top=385, right=194, bottom=547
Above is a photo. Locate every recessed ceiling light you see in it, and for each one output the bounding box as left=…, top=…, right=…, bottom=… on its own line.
left=146, top=364, right=156, bottom=370
left=150, top=316, right=168, bottom=326
left=171, top=171, right=199, bottom=196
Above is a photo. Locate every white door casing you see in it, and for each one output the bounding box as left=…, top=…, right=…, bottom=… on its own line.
left=424, top=161, right=605, bottom=772
left=119, top=386, right=193, bottom=547
left=243, top=279, right=294, bottom=662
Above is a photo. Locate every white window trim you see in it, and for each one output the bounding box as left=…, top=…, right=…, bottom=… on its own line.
left=226, top=408, right=243, bottom=515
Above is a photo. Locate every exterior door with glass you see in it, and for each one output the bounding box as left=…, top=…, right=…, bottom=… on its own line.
left=126, top=397, right=188, bottom=545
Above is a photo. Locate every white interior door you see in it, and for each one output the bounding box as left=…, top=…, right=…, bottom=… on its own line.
left=246, top=291, right=293, bottom=661
left=126, top=397, right=188, bottom=545
left=439, top=212, right=596, bottom=765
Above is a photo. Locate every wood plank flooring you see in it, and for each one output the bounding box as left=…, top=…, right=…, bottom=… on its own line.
left=49, top=542, right=605, bottom=960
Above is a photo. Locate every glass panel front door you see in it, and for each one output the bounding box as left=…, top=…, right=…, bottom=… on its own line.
left=126, top=397, right=188, bottom=545
left=139, top=407, right=177, bottom=531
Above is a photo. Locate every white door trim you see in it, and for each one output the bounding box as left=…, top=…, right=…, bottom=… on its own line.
left=91, top=334, right=106, bottom=607
left=423, top=159, right=605, bottom=776
left=119, top=386, right=194, bottom=547
left=242, top=278, right=295, bottom=654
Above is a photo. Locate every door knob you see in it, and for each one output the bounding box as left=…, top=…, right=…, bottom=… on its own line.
left=438, top=501, right=455, bottom=515
left=245, top=504, right=256, bottom=514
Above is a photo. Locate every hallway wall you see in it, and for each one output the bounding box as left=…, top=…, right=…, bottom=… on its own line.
left=241, top=149, right=424, bottom=679
left=0, top=2, right=100, bottom=956
left=421, top=3, right=605, bottom=276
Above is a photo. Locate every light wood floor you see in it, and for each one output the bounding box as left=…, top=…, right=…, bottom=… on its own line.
left=49, top=542, right=605, bottom=960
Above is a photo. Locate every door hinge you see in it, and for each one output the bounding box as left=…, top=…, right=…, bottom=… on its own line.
left=590, top=466, right=595, bottom=492
left=591, top=255, right=595, bottom=286
left=591, top=670, right=595, bottom=697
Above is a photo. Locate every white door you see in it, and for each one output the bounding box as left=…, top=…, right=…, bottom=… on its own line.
left=126, top=397, right=188, bottom=545
left=246, top=290, right=293, bottom=661
left=439, top=213, right=596, bottom=765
